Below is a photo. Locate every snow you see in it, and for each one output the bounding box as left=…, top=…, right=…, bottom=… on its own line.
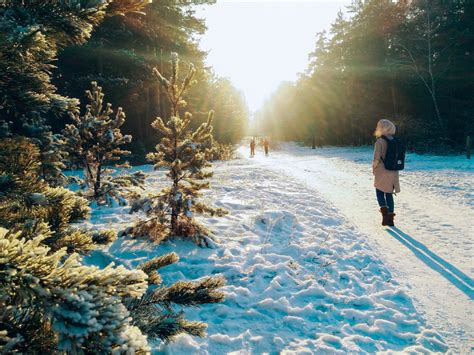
left=81, top=143, right=473, bottom=353
left=239, top=143, right=474, bottom=353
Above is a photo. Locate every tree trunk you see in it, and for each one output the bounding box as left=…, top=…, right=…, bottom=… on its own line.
left=430, top=90, right=445, bottom=134
left=425, top=1, right=446, bottom=136
left=94, top=163, right=102, bottom=199
left=144, top=86, right=150, bottom=139
left=170, top=182, right=180, bottom=234
left=97, top=39, right=104, bottom=75
left=158, top=48, right=166, bottom=119
left=467, top=136, right=471, bottom=160
left=84, top=157, right=94, bottom=188
left=171, top=210, right=178, bottom=234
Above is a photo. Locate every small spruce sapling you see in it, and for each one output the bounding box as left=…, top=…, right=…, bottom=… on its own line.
left=132, top=53, right=226, bottom=245
left=64, top=82, right=145, bottom=205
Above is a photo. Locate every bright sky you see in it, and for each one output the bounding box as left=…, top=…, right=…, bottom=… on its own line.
left=196, top=0, right=352, bottom=113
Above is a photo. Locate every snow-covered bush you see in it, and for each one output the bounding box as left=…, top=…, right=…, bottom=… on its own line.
left=64, top=82, right=146, bottom=206
left=131, top=53, right=226, bottom=245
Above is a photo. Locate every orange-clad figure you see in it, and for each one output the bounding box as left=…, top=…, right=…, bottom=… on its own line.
left=263, top=138, right=270, bottom=156
left=250, top=138, right=256, bottom=157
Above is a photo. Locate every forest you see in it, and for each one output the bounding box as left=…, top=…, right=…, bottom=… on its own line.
left=256, top=0, right=473, bottom=153
left=1, top=0, right=248, bottom=162
left=0, top=0, right=238, bottom=352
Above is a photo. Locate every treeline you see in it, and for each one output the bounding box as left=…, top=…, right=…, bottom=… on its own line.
left=5, top=0, right=248, bottom=161
left=257, top=0, right=473, bottom=152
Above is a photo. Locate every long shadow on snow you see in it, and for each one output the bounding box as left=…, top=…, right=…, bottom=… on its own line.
left=387, top=227, right=474, bottom=299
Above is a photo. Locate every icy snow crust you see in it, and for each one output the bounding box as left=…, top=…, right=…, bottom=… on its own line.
left=81, top=151, right=453, bottom=354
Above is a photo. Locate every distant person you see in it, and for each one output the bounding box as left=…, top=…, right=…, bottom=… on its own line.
left=372, top=119, right=405, bottom=227
left=250, top=138, right=256, bottom=157
left=263, top=138, right=270, bottom=156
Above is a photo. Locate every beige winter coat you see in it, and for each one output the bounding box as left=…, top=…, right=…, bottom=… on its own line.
left=373, top=137, right=401, bottom=193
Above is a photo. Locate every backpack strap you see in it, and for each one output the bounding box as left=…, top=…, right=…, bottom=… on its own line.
left=379, top=136, right=390, bottom=162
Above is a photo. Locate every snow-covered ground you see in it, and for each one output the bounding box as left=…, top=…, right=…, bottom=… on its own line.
left=82, top=143, right=472, bottom=354
left=238, top=143, right=474, bottom=353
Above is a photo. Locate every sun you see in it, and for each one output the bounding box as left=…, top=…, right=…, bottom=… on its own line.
left=196, top=0, right=351, bottom=113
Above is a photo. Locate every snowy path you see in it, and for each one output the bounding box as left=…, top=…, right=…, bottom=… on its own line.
left=83, top=152, right=456, bottom=354
left=240, top=143, right=473, bottom=353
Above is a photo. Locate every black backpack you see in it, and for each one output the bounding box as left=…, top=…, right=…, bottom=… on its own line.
left=381, top=136, right=406, bottom=171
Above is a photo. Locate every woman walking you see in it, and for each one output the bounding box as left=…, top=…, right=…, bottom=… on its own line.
left=372, top=119, right=400, bottom=226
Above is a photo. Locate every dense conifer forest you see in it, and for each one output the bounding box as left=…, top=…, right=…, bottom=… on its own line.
left=256, top=0, right=473, bottom=153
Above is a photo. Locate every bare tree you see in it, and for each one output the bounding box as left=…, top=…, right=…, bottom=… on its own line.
left=396, top=0, right=453, bottom=136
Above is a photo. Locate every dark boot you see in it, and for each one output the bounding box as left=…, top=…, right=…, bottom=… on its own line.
left=388, top=213, right=396, bottom=227
left=380, top=207, right=389, bottom=226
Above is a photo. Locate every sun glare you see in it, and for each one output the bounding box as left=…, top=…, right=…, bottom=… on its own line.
left=197, top=0, right=352, bottom=113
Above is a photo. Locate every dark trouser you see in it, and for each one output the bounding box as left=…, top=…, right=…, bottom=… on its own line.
left=264, top=146, right=268, bottom=155
left=250, top=147, right=255, bottom=156
left=376, top=189, right=394, bottom=213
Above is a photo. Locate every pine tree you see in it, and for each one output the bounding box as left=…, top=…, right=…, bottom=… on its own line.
left=0, top=137, right=115, bottom=254
left=20, top=113, right=69, bottom=186
left=0, top=134, right=225, bottom=353
left=0, top=3, right=225, bottom=351
left=129, top=253, right=225, bottom=342
left=64, top=82, right=146, bottom=206
left=0, top=0, right=150, bottom=123
left=132, top=53, right=226, bottom=245
left=0, top=227, right=150, bottom=353
left=0, top=138, right=225, bottom=349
